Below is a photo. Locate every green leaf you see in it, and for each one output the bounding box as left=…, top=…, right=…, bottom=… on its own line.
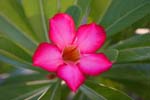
left=102, top=63, right=150, bottom=99
left=40, top=80, right=61, bottom=100
left=0, top=61, right=15, bottom=74
left=0, top=36, right=31, bottom=62
left=22, top=0, right=49, bottom=42
left=66, top=5, right=81, bottom=26
left=110, top=34, right=150, bottom=50
left=102, top=49, right=119, bottom=62
left=0, top=15, right=37, bottom=53
left=81, top=81, right=133, bottom=100
left=89, top=0, right=111, bottom=22
left=60, top=0, right=75, bottom=12
left=76, top=0, right=91, bottom=25
left=76, top=0, right=91, bottom=16
left=13, top=86, right=50, bottom=100
left=0, top=74, right=50, bottom=100
left=61, top=85, right=70, bottom=100
left=0, top=84, right=49, bottom=100
left=73, top=91, right=89, bottom=100
left=0, top=0, right=39, bottom=42
left=0, top=50, right=42, bottom=72
left=43, top=0, right=57, bottom=27
left=1, top=73, right=51, bottom=86
left=103, top=63, right=150, bottom=84
left=117, top=47, right=150, bottom=62
left=108, top=14, right=150, bottom=46
left=115, top=79, right=150, bottom=100
left=100, top=0, right=150, bottom=37
left=80, top=85, right=106, bottom=100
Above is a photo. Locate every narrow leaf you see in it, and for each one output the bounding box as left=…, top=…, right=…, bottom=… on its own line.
left=89, top=0, right=112, bottom=22
left=66, top=5, right=81, bottom=26
left=103, top=63, right=150, bottom=84
left=0, top=50, right=42, bottom=72
left=81, top=81, right=133, bottom=100
left=0, top=15, right=37, bottom=53
left=42, top=0, right=57, bottom=27
left=13, top=86, right=50, bottom=100
left=100, top=0, right=150, bottom=37
left=0, top=36, right=31, bottom=62
left=60, top=0, right=75, bottom=12
left=117, top=47, right=150, bottom=62
left=0, top=0, right=39, bottom=42
left=76, top=0, right=91, bottom=14
left=0, top=74, right=49, bottom=100
left=76, top=0, right=92, bottom=24
left=80, top=85, right=106, bottom=100
left=22, top=0, right=48, bottom=42
left=40, top=80, right=61, bottom=100
left=110, top=34, right=150, bottom=49
left=102, top=49, right=119, bottom=62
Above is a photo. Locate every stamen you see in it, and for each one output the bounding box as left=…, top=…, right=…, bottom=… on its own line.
left=62, top=46, right=80, bottom=62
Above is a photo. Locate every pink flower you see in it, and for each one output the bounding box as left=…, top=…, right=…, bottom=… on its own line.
left=32, top=13, right=112, bottom=92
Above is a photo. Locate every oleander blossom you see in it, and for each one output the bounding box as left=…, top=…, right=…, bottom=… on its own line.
left=32, top=13, right=112, bottom=92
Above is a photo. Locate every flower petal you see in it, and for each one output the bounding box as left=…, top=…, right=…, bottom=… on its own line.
left=57, top=64, right=85, bottom=92
left=75, top=23, right=106, bottom=53
left=49, top=13, right=75, bottom=50
left=78, top=53, right=112, bottom=76
left=32, top=43, right=63, bottom=72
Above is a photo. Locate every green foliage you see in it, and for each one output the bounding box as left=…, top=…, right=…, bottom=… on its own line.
left=66, top=5, right=81, bottom=27
left=41, top=80, right=61, bottom=100
left=22, top=0, right=49, bottom=42
left=0, top=73, right=50, bottom=99
left=103, top=63, right=150, bottom=99
left=0, top=0, right=150, bottom=99
left=0, top=36, right=31, bottom=62
left=100, top=0, right=150, bottom=37
left=117, top=47, right=150, bottom=62
left=0, top=15, right=37, bottom=53
left=89, top=0, right=111, bottom=23
left=80, top=81, right=133, bottom=100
